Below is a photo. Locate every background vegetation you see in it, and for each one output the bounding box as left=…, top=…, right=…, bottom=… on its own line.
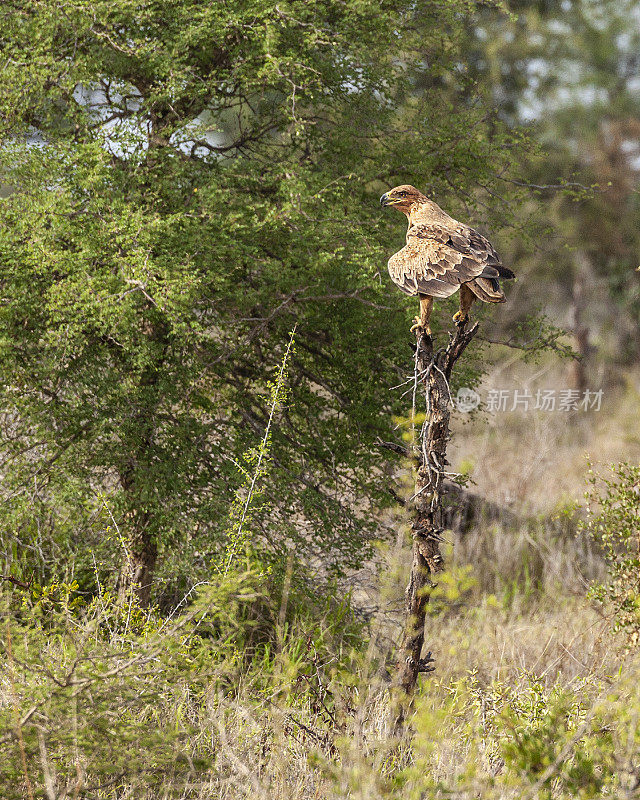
left=1, top=0, right=639, bottom=797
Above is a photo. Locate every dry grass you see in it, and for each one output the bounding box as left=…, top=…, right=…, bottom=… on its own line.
left=424, top=597, right=615, bottom=687
left=450, top=361, right=640, bottom=513
left=1, top=512, right=629, bottom=800
left=3, top=361, right=637, bottom=799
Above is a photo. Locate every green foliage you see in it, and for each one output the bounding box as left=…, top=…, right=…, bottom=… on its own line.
left=317, top=667, right=632, bottom=800
left=427, top=561, right=477, bottom=617
left=498, top=683, right=610, bottom=799
left=0, top=485, right=636, bottom=800
left=222, top=325, right=296, bottom=576
left=0, top=563, right=365, bottom=799
left=0, top=0, right=535, bottom=602
left=1, top=595, right=212, bottom=798
left=5, top=1, right=630, bottom=796
left=583, top=462, right=640, bottom=645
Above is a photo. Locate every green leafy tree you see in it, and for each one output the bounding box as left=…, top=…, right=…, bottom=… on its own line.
left=0, top=0, right=530, bottom=605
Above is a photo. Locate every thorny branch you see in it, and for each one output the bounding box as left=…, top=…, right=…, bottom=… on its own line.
left=392, top=320, right=479, bottom=723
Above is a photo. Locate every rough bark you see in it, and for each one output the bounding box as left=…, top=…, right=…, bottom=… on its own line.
left=116, top=505, right=158, bottom=608
left=115, top=317, right=168, bottom=608
left=392, top=320, right=479, bottom=721
left=569, top=252, right=593, bottom=393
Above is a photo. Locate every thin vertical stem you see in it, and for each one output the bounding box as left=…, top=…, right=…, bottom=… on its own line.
left=6, top=620, right=36, bottom=800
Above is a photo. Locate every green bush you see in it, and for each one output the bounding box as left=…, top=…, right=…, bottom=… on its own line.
left=0, top=562, right=365, bottom=799
left=583, top=462, right=640, bottom=646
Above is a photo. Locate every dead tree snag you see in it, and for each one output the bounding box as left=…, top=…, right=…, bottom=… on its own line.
left=392, top=320, right=479, bottom=709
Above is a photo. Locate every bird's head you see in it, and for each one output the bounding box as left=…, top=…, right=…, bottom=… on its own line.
left=380, top=184, right=427, bottom=214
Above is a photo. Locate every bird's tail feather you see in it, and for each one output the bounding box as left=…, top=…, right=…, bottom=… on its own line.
left=467, top=277, right=506, bottom=303
left=479, top=265, right=516, bottom=280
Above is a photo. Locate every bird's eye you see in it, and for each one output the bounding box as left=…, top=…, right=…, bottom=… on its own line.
left=399, top=191, right=407, bottom=197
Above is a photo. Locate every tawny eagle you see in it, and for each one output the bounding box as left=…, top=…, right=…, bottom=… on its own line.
left=380, top=185, right=515, bottom=333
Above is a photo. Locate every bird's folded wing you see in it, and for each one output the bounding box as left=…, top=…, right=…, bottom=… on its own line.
left=387, top=224, right=491, bottom=298
left=442, top=225, right=503, bottom=267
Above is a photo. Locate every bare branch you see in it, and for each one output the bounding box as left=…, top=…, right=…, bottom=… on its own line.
left=392, top=319, right=479, bottom=723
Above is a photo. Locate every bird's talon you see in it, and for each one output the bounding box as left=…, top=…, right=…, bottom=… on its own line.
left=452, top=311, right=468, bottom=324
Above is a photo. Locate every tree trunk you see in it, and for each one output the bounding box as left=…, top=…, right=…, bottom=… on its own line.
left=116, top=507, right=158, bottom=608
left=569, top=252, right=593, bottom=393
left=393, top=321, right=479, bottom=723
left=115, top=320, right=168, bottom=608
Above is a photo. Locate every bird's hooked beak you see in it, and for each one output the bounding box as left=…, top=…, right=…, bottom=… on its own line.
left=380, top=192, right=392, bottom=207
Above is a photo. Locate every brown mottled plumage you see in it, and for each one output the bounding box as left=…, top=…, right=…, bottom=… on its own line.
left=380, top=185, right=515, bottom=333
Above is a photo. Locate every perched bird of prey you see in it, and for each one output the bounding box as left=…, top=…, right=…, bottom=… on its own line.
left=380, top=185, right=515, bottom=333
